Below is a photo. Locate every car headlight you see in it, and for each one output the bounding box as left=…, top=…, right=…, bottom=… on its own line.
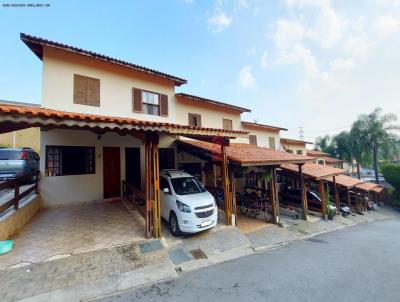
left=214, top=198, right=217, bottom=207
left=176, top=200, right=191, bottom=213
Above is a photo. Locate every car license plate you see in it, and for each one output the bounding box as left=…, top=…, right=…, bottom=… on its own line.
left=200, top=220, right=212, bottom=227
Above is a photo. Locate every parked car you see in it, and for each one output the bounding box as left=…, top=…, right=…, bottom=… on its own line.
left=0, top=148, right=39, bottom=182
left=279, top=188, right=337, bottom=213
left=159, top=170, right=217, bottom=236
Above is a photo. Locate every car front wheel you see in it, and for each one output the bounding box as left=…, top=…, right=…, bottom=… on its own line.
left=169, top=212, right=181, bottom=237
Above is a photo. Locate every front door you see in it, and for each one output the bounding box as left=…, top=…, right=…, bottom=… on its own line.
left=103, top=147, right=121, bottom=199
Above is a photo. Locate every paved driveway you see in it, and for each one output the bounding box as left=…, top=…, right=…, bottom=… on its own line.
left=0, top=200, right=145, bottom=270
left=98, top=219, right=400, bottom=302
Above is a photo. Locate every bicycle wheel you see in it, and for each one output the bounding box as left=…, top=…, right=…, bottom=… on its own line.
left=238, top=194, right=249, bottom=215
left=247, top=202, right=260, bottom=218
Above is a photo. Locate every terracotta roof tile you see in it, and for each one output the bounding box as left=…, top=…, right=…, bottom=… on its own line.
left=328, top=174, right=364, bottom=188
left=307, top=150, right=328, bottom=157
left=178, top=139, right=314, bottom=166
left=281, top=138, right=313, bottom=145
left=175, top=93, right=251, bottom=113
left=0, top=104, right=248, bottom=138
left=280, top=162, right=345, bottom=180
left=355, top=182, right=380, bottom=192
left=20, top=33, right=187, bottom=86
left=324, top=156, right=344, bottom=164
left=241, top=121, right=288, bottom=132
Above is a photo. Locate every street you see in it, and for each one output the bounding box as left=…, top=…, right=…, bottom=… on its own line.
left=97, top=219, right=400, bottom=302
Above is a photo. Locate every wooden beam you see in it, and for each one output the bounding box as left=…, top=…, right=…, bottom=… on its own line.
left=319, top=180, right=326, bottom=218
left=221, top=145, right=231, bottom=225
left=152, top=135, right=161, bottom=238
left=346, top=188, right=351, bottom=207
left=298, top=164, right=309, bottom=221
left=333, top=176, right=340, bottom=212
left=144, top=139, right=152, bottom=239
left=270, top=167, right=280, bottom=224
left=230, top=170, right=237, bottom=226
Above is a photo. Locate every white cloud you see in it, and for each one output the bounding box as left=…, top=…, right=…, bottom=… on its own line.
left=276, top=44, right=319, bottom=76
left=273, top=19, right=305, bottom=50
left=375, top=15, right=400, bottom=35
left=237, top=65, right=256, bottom=89
left=329, top=58, right=355, bottom=72
left=260, top=51, right=268, bottom=69
left=208, top=12, right=232, bottom=33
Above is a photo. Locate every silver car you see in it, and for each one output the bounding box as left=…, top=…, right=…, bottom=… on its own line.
left=0, top=148, right=40, bottom=181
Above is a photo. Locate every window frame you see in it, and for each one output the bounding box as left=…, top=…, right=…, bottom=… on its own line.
left=141, top=90, right=160, bottom=116
left=223, top=118, right=233, bottom=130
left=268, top=137, right=276, bottom=150
left=188, top=113, right=202, bottom=127
left=45, top=145, right=96, bottom=176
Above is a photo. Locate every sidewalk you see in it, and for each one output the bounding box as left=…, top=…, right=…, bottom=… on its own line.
left=0, top=206, right=397, bottom=302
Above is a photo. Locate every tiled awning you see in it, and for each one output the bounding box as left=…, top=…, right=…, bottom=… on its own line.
left=178, top=139, right=314, bottom=166
left=327, top=174, right=365, bottom=188
left=355, top=182, right=381, bottom=193
left=0, top=104, right=248, bottom=139
left=280, top=162, right=345, bottom=180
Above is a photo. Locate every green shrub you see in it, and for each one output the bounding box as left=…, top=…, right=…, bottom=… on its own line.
left=381, top=164, right=400, bottom=191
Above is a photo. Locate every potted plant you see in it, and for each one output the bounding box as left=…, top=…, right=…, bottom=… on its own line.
left=325, top=189, right=336, bottom=220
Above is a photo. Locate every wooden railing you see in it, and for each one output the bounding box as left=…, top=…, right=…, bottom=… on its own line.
left=0, top=171, right=40, bottom=216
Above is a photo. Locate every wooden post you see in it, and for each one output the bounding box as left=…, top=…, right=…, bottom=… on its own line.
left=319, top=180, right=326, bottom=218
left=333, top=176, right=340, bottom=212
left=298, top=164, right=308, bottom=221
left=270, top=167, right=280, bottom=224
left=230, top=170, right=237, bottom=226
left=144, top=138, right=152, bottom=239
left=221, top=145, right=231, bottom=225
left=152, top=135, right=161, bottom=238
left=346, top=188, right=351, bottom=207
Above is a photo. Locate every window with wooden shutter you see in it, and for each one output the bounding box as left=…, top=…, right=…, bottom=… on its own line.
left=133, top=88, right=143, bottom=112
left=268, top=137, right=276, bottom=150
left=222, top=119, right=233, bottom=130
left=73, top=74, right=100, bottom=107
left=160, top=94, right=168, bottom=116
left=188, top=113, right=202, bottom=127
left=249, top=135, right=257, bottom=146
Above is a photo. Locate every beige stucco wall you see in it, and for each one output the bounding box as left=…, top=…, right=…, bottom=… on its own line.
left=40, top=129, right=176, bottom=206
left=0, top=127, right=40, bottom=151
left=234, top=127, right=280, bottom=149
left=42, top=47, right=177, bottom=122
left=0, top=195, right=42, bottom=240
left=175, top=98, right=242, bottom=130
left=281, top=143, right=307, bottom=155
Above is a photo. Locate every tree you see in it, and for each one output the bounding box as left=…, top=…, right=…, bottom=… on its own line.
left=332, top=131, right=353, bottom=168
left=357, top=108, right=399, bottom=184
left=314, top=135, right=336, bottom=155
left=349, top=120, right=370, bottom=179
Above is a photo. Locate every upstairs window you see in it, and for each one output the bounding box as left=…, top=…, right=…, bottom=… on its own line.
left=286, top=149, right=293, bottom=153
left=249, top=135, right=257, bottom=146
left=296, top=150, right=303, bottom=155
left=188, top=113, right=202, bottom=127
left=46, top=146, right=95, bottom=176
left=268, top=137, right=276, bottom=150
left=133, top=88, right=168, bottom=116
left=73, top=74, right=100, bottom=107
left=223, top=119, right=233, bottom=130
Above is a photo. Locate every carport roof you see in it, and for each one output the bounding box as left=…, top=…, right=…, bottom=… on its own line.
left=355, top=182, right=380, bottom=192
left=327, top=174, right=365, bottom=188
left=370, top=186, right=385, bottom=194
left=0, top=104, right=248, bottom=139
left=280, top=162, right=345, bottom=180
left=177, top=139, right=314, bottom=166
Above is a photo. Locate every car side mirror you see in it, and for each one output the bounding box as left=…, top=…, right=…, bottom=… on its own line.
left=163, top=188, right=170, bottom=194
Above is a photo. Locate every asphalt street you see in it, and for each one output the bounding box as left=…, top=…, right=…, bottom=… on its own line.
left=98, top=219, right=400, bottom=302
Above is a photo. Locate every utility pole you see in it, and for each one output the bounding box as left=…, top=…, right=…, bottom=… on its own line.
left=299, top=127, right=304, bottom=141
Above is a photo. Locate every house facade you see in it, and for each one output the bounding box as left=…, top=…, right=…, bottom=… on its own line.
left=280, top=138, right=312, bottom=155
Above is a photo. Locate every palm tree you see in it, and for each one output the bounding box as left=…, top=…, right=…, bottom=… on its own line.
left=314, top=135, right=336, bottom=155
left=358, top=108, right=399, bottom=183
left=333, top=131, right=353, bottom=169
left=349, top=120, right=370, bottom=179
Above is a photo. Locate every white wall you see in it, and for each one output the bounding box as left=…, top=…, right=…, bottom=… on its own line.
left=234, top=127, right=280, bottom=149
left=40, top=129, right=176, bottom=206
left=175, top=97, right=242, bottom=130
left=42, top=47, right=177, bottom=122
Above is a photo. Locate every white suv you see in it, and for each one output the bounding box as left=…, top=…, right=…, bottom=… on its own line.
left=160, top=170, right=218, bottom=236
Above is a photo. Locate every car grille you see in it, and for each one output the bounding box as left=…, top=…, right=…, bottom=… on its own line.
left=195, top=204, right=214, bottom=210
left=195, top=209, right=214, bottom=218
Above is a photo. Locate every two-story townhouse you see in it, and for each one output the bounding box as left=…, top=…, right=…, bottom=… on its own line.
left=306, top=150, right=345, bottom=169
left=280, top=138, right=312, bottom=155
left=237, top=121, right=287, bottom=149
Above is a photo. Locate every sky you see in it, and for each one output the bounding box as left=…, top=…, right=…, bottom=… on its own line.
left=0, top=0, right=400, bottom=142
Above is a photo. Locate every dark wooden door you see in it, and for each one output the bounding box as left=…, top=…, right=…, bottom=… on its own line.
left=125, top=147, right=141, bottom=191
left=103, top=147, right=121, bottom=199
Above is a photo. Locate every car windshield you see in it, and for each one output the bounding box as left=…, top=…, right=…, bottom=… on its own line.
left=170, top=177, right=206, bottom=195
left=0, top=150, right=21, bottom=160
